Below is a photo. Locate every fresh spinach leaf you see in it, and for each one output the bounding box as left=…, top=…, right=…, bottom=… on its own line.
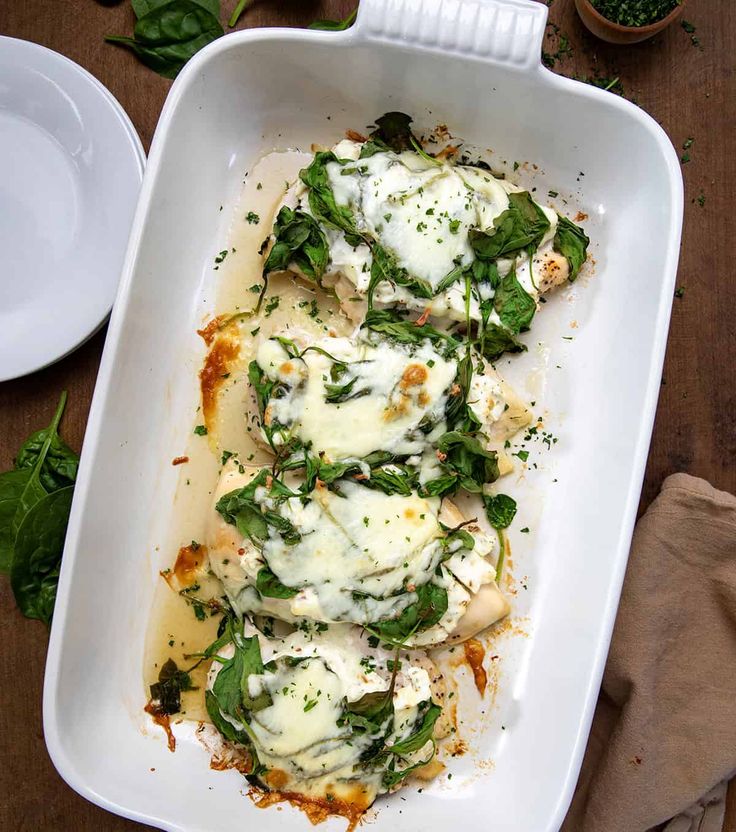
left=106, top=1, right=224, bottom=80
left=308, top=9, right=357, bottom=30
left=132, top=0, right=220, bottom=17
left=263, top=206, right=329, bottom=281
left=149, top=657, right=195, bottom=715
left=256, top=566, right=299, bottom=599
left=10, top=486, right=73, bottom=624
left=553, top=215, right=589, bottom=281
left=15, top=429, right=78, bottom=493
left=493, top=268, right=536, bottom=334
left=484, top=493, right=517, bottom=529
left=469, top=191, right=550, bottom=260
left=0, top=470, right=32, bottom=572
left=1, top=392, right=73, bottom=580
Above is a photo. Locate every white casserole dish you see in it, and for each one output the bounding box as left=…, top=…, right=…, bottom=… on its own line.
left=43, top=1, right=683, bottom=830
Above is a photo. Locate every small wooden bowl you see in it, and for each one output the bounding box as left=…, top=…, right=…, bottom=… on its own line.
left=574, top=0, right=686, bottom=44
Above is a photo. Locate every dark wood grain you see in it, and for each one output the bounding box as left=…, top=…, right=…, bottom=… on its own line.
left=0, top=0, right=734, bottom=829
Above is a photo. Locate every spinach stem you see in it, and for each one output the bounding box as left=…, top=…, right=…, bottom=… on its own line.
left=229, top=0, right=250, bottom=28
left=495, top=529, right=506, bottom=583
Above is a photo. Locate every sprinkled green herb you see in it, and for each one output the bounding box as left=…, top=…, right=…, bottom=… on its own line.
left=193, top=425, right=208, bottom=436
left=590, top=0, right=678, bottom=27
left=264, top=296, right=280, bottom=317
left=214, top=249, right=228, bottom=264
left=245, top=211, right=260, bottom=224
left=675, top=287, right=685, bottom=298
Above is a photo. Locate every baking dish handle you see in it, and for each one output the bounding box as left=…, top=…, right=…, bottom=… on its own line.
left=354, top=0, right=547, bottom=71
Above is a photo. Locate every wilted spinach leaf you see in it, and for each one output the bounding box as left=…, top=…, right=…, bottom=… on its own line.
left=553, top=215, right=589, bottom=281
left=149, top=657, right=195, bottom=715
left=300, top=152, right=362, bottom=244
left=263, top=206, right=329, bottom=281
left=469, top=191, right=550, bottom=260
left=478, top=323, right=526, bottom=362
left=373, top=582, right=448, bottom=642
left=388, top=700, right=441, bottom=754
left=368, top=112, right=419, bottom=153
left=256, top=566, right=298, bottom=599
left=362, top=308, right=459, bottom=355
left=493, top=268, right=536, bottom=334
left=423, top=431, right=499, bottom=496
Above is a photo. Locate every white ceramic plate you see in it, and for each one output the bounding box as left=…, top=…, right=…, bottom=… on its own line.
left=0, top=37, right=145, bottom=382
left=43, top=1, right=683, bottom=830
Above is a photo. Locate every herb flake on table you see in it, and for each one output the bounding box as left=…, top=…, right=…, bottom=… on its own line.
left=589, top=0, right=679, bottom=27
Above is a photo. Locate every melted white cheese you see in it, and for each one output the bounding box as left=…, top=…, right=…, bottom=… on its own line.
left=207, top=623, right=434, bottom=803
left=207, top=465, right=505, bottom=645
left=257, top=333, right=457, bottom=460
left=283, top=140, right=560, bottom=323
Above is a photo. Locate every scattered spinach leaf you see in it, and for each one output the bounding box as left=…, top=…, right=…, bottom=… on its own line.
left=308, top=8, right=358, bottom=30
left=106, top=1, right=224, bottom=80
left=10, top=486, right=73, bottom=624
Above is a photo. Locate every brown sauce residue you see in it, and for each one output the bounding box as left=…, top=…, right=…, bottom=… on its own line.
left=197, top=314, right=230, bottom=347
left=253, top=786, right=369, bottom=832
left=463, top=638, right=488, bottom=696
left=400, top=363, right=428, bottom=390
left=144, top=701, right=176, bottom=752
left=171, top=456, right=189, bottom=466
left=173, top=543, right=207, bottom=586
left=200, top=327, right=240, bottom=428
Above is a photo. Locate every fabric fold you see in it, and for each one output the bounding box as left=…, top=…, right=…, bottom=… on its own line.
left=563, top=474, right=736, bottom=832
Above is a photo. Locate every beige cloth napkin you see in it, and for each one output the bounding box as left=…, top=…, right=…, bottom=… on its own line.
left=563, top=473, right=736, bottom=832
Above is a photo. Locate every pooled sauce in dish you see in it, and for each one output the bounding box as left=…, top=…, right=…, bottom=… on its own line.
left=145, top=116, right=591, bottom=827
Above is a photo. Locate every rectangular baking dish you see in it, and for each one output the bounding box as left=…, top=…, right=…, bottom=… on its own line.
left=43, top=1, right=683, bottom=830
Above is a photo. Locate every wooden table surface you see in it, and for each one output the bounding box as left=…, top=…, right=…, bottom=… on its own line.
left=1, top=0, right=734, bottom=829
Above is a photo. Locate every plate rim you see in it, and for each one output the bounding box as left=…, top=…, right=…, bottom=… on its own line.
left=0, top=35, right=146, bottom=383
